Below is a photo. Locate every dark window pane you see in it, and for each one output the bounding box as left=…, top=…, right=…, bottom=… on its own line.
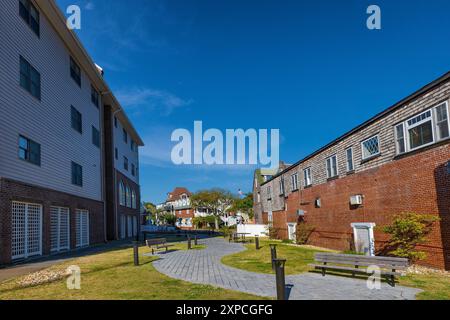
left=409, top=121, right=433, bottom=149
left=92, top=126, right=100, bottom=147
left=72, top=162, right=83, bottom=186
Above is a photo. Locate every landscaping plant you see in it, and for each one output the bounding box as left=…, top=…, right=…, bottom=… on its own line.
left=295, top=222, right=315, bottom=245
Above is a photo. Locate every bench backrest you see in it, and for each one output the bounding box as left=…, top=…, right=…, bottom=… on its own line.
left=314, top=253, right=409, bottom=269
left=146, top=238, right=167, bottom=246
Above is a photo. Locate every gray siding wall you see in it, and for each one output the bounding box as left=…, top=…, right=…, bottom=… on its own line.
left=0, top=1, right=103, bottom=201
left=113, top=119, right=140, bottom=184
left=261, top=79, right=450, bottom=206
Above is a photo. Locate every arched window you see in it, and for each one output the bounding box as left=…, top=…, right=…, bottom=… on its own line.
left=131, top=190, right=137, bottom=209
left=119, top=181, right=125, bottom=206
left=126, top=186, right=131, bottom=208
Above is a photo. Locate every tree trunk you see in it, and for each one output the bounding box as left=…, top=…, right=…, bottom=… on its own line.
left=215, top=217, right=219, bottom=230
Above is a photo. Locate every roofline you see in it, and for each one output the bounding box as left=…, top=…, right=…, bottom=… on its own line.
left=41, top=0, right=144, bottom=146
left=261, top=71, right=450, bottom=186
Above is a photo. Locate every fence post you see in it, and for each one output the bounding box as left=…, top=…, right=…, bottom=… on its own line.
left=187, top=235, right=192, bottom=250
left=255, top=235, right=260, bottom=250
left=133, top=241, right=139, bottom=266
left=270, top=244, right=277, bottom=271
left=274, top=259, right=286, bottom=300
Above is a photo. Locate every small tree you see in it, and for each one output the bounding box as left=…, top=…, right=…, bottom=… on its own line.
left=381, top=212, right=440, bottom=262
left=229, top=193, right=254, bottom=222
left=191, top=189, right=236, bottom=230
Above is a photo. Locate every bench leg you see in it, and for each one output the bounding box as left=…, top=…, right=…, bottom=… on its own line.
left=152, top=248, right=154, bottom=255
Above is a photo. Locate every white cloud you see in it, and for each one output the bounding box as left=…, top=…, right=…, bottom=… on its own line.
left=116, top=88, right=192, bottom=116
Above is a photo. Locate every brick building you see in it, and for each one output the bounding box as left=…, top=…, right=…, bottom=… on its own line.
left=254, top=72, right=450, bottom=270
left=0, top=0, right=143, bottom=265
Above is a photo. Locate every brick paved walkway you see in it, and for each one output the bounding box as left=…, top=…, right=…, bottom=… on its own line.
left=151, top=237, right=421, bottom=300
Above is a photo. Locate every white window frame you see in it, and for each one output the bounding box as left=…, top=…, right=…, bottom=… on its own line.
left=326, top=154, right=338, bottom=178
left=279, top=178, right=285, bottom=195
left=75, top=209, right=89, bottom=248
left=303, top=167, right=312, bottom=186
left=290, top=173, right=299, bottom=191
left=267, top=186, right=272, bottom=200
left=395, top=102, right=449, bottom=155
left=50, top=206, right=70, bottom=253
left=345, top=147, right=354, bottom=172
left=361, top=135, right=381, bottom=160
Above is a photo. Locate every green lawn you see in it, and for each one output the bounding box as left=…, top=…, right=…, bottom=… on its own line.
left=0, top=243, right=265, bottom=300
left=221, top=239, right=450, bottom=300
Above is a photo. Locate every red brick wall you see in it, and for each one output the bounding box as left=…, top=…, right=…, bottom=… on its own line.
left=293, top=143, right=450, bottom=270
left=0, top=178, right=105, bottom=265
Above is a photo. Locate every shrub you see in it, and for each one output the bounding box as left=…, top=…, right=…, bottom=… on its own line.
left=268, top=226, right=280, bottom=240
left=380, top=212, right=440, bottom=262
left=295, top=222, right=315, bottom=245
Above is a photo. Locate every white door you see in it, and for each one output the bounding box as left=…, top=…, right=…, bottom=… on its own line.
left=50, top=207, right=70, bottom=252
left=120, top=215, right=126, bottom=239
left=11, top=201, right=42, bottom=260
left=287, top=223, right=297, bottom=241
left=127, top=216, right=132, bottom=238
left=75, top=209, right=89, bottom=247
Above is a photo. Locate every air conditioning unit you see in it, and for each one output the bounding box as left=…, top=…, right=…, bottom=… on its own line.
left=350, top=195, right=363, bottom=206
left=296, top=209, right=305, bottom=216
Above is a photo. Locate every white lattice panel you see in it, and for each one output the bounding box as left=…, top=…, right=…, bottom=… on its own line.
left=120, top=215, right=126, bottom=239
left=51, top=207, right=70, bottom=252
left=76, top=209, right=89, bottom=247
left=11, top=201, right=42, bottom=260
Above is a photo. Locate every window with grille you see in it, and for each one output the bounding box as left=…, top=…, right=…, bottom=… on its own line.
left=11, top=201, right=42, bottom=260
left=18, top=135, right=41, bottom=166
left=303, top=167, right=312, bottom=186
left=20, top=56, right=41, bottom=100
left=19, top=0, right=40, bottom=36
left=126, top=186, right=132, bottom=208
left=70, top=57, right=81, bottom=86
left=395, top=102, right=449, bottom=154
left=131, top=190, right=137, bottom=209
left=326, top=155, right=338, bottom=178
left=75, top=209, right=89, bottom=247
left=361, top=135, right=380, bottom=160
left=127, top=216, right=133, bottom=238
left=119, top=181, right=126, bottom=206
left=291, top=173, right=299, bottom=191
left=50, top=207, right=70, bottom=252
left=346, top=147, right=354, bottom=171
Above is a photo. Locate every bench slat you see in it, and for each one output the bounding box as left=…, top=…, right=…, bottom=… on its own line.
left=308, top=264, right=405, bottom=276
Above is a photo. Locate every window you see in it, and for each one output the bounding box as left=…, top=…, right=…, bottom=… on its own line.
left=19, top=0, right=40, bottom=36
left=70, top=57, right=81, bottom=86
left=131, top=164, right=136, bottom=177
left=395, top=123, right=406, bottom=154
left=361, top=135, right=380, bottom=159
left=115, top=148, right=118, bottom=160
left=126, top=186, right=132, bottom=208
left=119, top=181, right=126, bottom=206
left=267, top=186, right=272, bottom=200
left=291, top=173, right=299, bottom=191
left=75, top=209, right=89, bottom=247
left=20, top=56, right=41, bottom=100
left=114, top=116, right=118, bottom=128
left=92, top=126, right=100, bottom=148
left=303, top=167, right=312, bottom=186
left=396, top=103, right=449, bottom=154
left=279, top=179, right=285, bottom=195
left=71, top=162, right=83, bottom=186
left=131, top=190, right=137, bottom=209
left=71, top=106, right=82, bottom=133
left=435, top=102, right=449, bottom=140
left=346, top=147, right=354, bottom=171
left=326, top=155, right=338, bottom=178
left=123, top=129, right=128, bottom=143
left=18, top=135, right=40, bottom=166
left=91, top=85, right=99, bottom=108
left=131, top=140, right=135, bottom=151
left=123, top=157, right=128, bottom=171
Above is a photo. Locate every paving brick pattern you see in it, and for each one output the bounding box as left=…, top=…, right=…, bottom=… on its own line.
left=152, top=237, right=422, bottom=300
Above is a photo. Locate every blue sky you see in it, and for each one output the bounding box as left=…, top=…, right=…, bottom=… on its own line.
left=56, top=0, right=450, bottom=204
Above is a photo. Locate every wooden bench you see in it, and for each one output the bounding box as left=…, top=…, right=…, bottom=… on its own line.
left=309, top=253, right=409, bottom=286
left=146, top=238, right=174, bottom=255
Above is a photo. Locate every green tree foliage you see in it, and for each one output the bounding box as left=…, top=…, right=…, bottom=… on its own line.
left=381, top=212, right=440, bottom=262
left=229, top=193, right=254, bottom=220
